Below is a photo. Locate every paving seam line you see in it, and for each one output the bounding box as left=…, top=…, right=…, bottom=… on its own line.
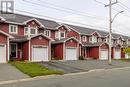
left=0, top=66, right=130, bottom=85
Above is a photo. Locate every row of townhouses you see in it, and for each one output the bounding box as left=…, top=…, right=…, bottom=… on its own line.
left=0, top=13, right=130, bottom=63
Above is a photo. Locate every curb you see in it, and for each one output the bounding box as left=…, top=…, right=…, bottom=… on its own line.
left=0, top=66, right=130, bottom=85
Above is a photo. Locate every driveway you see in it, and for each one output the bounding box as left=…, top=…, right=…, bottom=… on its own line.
left=39, top=60, right=130, bottom=73
left=0, top=64, right=29, bottom=81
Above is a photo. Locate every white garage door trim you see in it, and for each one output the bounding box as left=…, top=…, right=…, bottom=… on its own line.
left=66, top=47, right=77, bottom=60
left=114, top=50, right=121, bottom=59
left=100, top=49, right=108, bottom=60
left=0, top=44, right=6, bottom=63
left=32, top=45, right=49, bottom=62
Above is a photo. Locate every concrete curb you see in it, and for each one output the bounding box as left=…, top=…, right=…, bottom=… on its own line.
left=1, top=67, right=130, bottom=85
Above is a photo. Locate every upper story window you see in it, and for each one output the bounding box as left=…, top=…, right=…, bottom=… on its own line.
left=44, top=30, right=51, bottom=37
left=89, top=37, right=92, bottom=43
left=24, top=27, right=37, bottom=36
left=9, top=25, right=18, bottom=34
left=82, top=36, right=86, bottom=42
left=98, top=38, right=102, bottom=42
left=93, top=36, right=97, bottom=43
left=60, top=32, right=65, bottom=39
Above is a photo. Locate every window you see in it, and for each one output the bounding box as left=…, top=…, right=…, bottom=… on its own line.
left=55, top=31, right=59, bottom=38
left=60, top=32, right=65, bottom=38
left=89, top=37, right=92, bottom=42
left=82, top=36, right=86, bottom=42
left=44, top=30, right=50, bottom=37
left=93, top=36, right=97, bottom=43
left=98, top=38, right=102, bottom=42
left=9, top=25, right=18, bottom=34
left=24, top=27, right=37, bottom=35
left=24, top=27, right=28, bottom=35
left=30, top=28, right=36, bottom=35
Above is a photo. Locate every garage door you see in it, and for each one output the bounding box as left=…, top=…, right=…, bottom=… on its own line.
left=114, top=50, right=121, bottom=59
left=100, top=49, right=108, bottom=60
left=125, top=54, right=129, bottom=59
left=32, top=46, right=48, bottom=62
left=66, top=48, right=77, bottom=60
left=0, top=45, right=6, bottom=63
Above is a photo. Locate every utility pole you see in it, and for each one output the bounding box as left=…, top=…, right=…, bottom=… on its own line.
left=105, top=0, right=118, bottom=65
left=109, top=0, right=112, bottom=65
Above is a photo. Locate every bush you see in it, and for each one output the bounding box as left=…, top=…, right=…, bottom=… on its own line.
left=79, top=56, right=85, bottom=60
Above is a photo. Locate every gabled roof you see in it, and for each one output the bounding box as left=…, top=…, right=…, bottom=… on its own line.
left=0, top=30, right=14, bottom=38
left=52, top=37, right=81, bottom=44
left=64, top=24, right=108, bottom=37
left=82, top=42, right=108, bottom=47
left=0, top=13, right=60, bottom=28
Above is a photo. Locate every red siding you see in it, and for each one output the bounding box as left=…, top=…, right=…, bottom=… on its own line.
left=27, top=20, right=40, bottom=28
left=31, top=36, right=49, bottom=45
left=54, top=43, right=63, bottom=60
left=51, top=30, right=55, bottom=39
left=89, top=47, right=99, bottom=59
left=18, top=25, right=24, bottom=36
left=100, top=43, right=108, bottom=49
left=23, top=41, right=29, bottom=60
left=0, top=34, right=7, bottom=43
left=65, top=39, right=77, bottom=47
left=0, top=23, right=9, bottom=33
left=67, top=30, right=80, bottom=40
left=121, top=48, right=125, bottom=58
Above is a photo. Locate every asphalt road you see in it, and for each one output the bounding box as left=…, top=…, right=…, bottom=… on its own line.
left=1, top=67, right=130, bottom=87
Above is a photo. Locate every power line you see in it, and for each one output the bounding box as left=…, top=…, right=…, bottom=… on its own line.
left=118, top=1, right=130, bottom=10
left=14, top=9, right=109, bottom=29
left=37, top=0, right=107, bottom=20
left=22, top=0, right=108, bottom=21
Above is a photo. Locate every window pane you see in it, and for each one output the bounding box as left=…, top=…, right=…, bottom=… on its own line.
left=31, top=29, right=35, bottom=34
left=60, top=32, right=65, bottom=38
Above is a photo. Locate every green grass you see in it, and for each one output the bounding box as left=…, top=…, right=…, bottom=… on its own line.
left=10, top=61, right=64, bottom=77
left=114, top=59, right=130, bottom=62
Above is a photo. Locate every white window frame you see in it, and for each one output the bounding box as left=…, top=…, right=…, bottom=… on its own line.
left=44, top=30, right=51, bottom=37
left=82, top=36, right=86, bottom=42
left=60, top=31, right=65, bottom=39
left=9, top=24, right=18, bottom=34
left=55, top=31, right=59, bottom=38
left=98, top=38, right=102, bottom=42
left=93, top=36, right=97, bottom=43
left=89, top=37, right=92, bottom=43
left=24, top=27, right=38, bottom=36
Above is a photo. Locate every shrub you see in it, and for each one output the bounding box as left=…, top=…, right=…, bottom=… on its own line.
left=79, top=56, right=85, bottom=60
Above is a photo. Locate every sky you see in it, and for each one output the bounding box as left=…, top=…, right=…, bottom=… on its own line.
left=14, top=0, right=130, bottom=36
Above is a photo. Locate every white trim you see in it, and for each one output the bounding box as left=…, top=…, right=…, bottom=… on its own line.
left=7, top=37, right=10, bottom=61
left=63, top=43, right=65, bottom=60
left=60, top=31, right=65, bottom=39
left=91, top=31, right=101, bottom=37
left=28, top=39, right=31, bottom=61
left=23, top=18, right=44, bottom=27
left=0, top=30, right=13, bottom=38
left=99, top=46, right=101, bottom=59
left=49, top=40, right=51, bottom=61
left=9, top=24, right=18, bottom=34
left=82, top=36, right=87, bottom=42
left=44, top=30, right=51, bottom=37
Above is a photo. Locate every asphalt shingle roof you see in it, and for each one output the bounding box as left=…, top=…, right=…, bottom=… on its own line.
left=0, top=13, right=60, bottom=28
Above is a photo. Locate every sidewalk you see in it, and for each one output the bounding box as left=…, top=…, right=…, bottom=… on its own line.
left=0, top=64, right=29, bottom=82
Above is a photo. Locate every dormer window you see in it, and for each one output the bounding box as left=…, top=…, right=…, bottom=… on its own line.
left=60, top=32, right=65, bottom=39
left=44, top=30, right=50, bottom=37
left=98, top=38, right=102, bottom=42
left=24, top=27, right=37, bottom=36
left=89, top=37, right=92, bottom=43
left=9, top=25, right=18, bottom=34
left=82, top=36, right=86, bottom=42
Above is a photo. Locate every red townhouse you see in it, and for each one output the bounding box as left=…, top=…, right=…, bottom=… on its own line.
left=0, top=13, right=130, bottom=63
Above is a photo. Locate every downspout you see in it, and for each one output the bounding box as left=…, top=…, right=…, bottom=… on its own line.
left=28, top=38, right=31, bottom=61
left=7, top=37, right=10, bottom=62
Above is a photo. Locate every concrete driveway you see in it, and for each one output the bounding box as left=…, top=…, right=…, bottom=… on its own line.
left=39, top=60, right=130, bottom=73
left=0, top=64, right=29, bottom=81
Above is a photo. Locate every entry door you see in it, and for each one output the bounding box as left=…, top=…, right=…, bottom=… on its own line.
left=10, top=44, right=17, bottom=58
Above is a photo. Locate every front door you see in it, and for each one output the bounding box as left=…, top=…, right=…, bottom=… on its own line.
left=10, top=44, right=17, bottom=58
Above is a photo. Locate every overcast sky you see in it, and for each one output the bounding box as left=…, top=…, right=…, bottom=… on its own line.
left=15, top=0, right=130, bottom=36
